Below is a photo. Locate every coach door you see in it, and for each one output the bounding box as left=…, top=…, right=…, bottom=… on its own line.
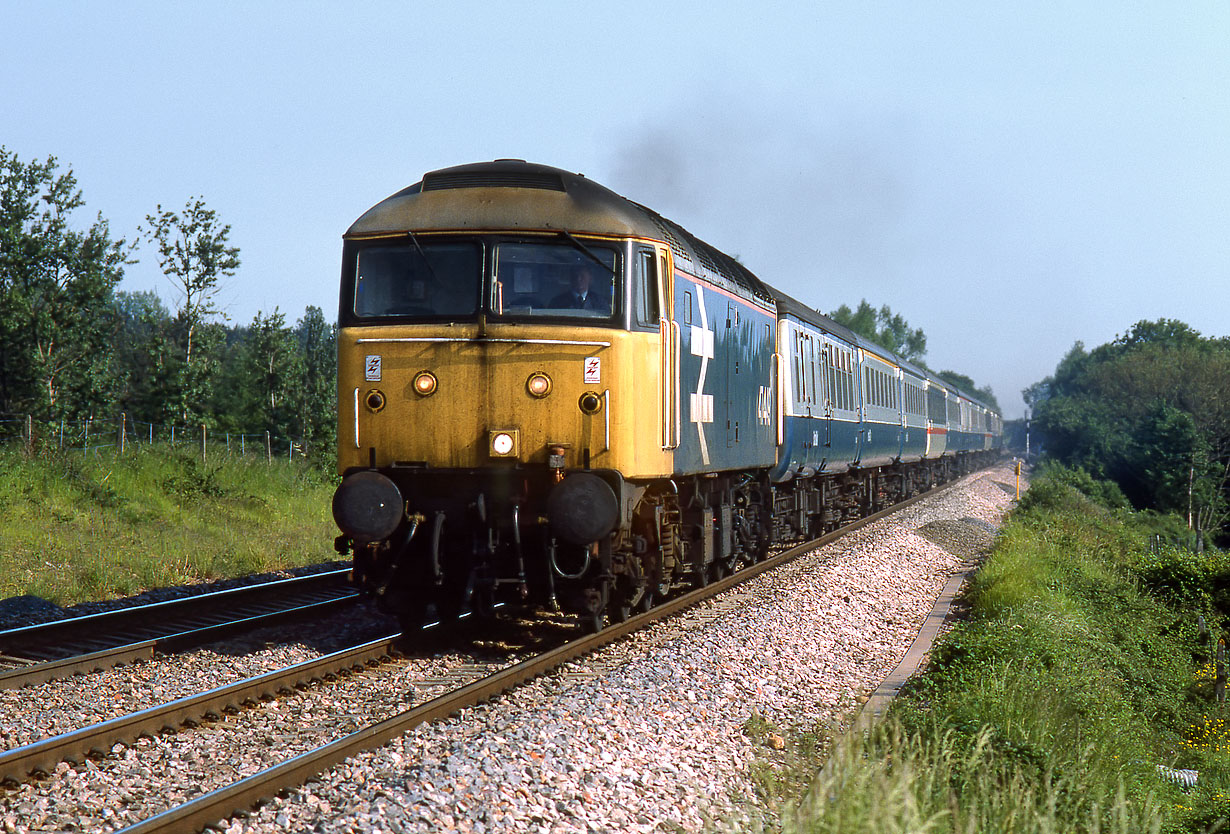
left=820, top=342, right=834, bottom=448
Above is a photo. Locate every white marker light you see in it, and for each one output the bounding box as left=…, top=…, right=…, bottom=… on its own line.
left=413, top=370, right=438, bottom=396
left=527, top=372, right=552, bottom=398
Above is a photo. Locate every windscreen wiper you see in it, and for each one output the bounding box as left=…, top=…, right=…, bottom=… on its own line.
left=406, top=231, right=440, bottom=284
left=561, top=231, right=617, bottom=277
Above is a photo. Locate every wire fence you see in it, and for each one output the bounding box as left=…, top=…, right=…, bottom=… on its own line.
left=0, top=413, right=311, bottom=462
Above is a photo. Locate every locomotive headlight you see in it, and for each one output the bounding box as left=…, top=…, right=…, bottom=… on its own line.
left=526, top=372, right=552, bottom=398
left=412, top=370, right=438, bottom=397
left=489, top=429, right=520, bottom=458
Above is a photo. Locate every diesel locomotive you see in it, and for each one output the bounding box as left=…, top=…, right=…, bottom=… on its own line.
left=330, top=160, right=1002, bottom=630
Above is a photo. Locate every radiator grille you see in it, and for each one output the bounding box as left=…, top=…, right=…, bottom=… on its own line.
left=422, top=171, right=567, bottom=192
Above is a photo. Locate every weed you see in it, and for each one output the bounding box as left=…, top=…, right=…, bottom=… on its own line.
left=740, top=713, right=836, bottom=813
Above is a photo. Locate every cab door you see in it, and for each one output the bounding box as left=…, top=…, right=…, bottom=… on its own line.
left=640, top=245, right=677, bottom=451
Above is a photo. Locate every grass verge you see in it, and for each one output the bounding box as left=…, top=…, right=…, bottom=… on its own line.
left=751, top=467, right=1230, bottom=833
left=0, top=444, right=338, bottom=607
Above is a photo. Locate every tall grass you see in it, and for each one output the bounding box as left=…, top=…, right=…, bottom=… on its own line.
left=772, top=472, right=1230, bottom=833
left=0, top=445, right=338, bottom=606
left=791, top=721, right=1162, bottom=834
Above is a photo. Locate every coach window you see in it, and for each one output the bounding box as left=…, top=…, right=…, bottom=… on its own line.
left=806, top=336, right=818, bottom=407
left=846, top=358, right=854, bottom=410
left=835, top=354, right=845, bottom=410
left=633, top=248, right=659, bottom=329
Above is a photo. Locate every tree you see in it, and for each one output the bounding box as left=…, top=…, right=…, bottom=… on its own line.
left=227, top=308, right=301, bottom=438
left=1030, top=320, right=1230, bottom=540
left=936, top=370, right=999, bottom=411
left=829, top=299, right=927, bottom=362
left=292, top=305, right=336, bottom=454
left=141, top=198, right=240, bottom=424
left=0, top=148, right=131, bottom=421
left=112, top=290, right=176, bottom=424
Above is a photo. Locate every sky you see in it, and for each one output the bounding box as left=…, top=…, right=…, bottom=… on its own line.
left=5, top=1, right=1228, bottom=419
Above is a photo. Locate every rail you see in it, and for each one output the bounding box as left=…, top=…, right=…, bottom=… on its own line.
left=0, top=568, right=358, bottom=688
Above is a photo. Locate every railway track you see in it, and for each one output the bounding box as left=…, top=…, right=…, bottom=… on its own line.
left=0, top=477, right=964, bottom=833
left=0, top=568, right=359, bottom=689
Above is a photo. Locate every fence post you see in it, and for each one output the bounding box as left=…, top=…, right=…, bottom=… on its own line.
left=149, top=422, right=153, bottom=444
left=171, top=425, right=176, bottom=445
left=201, top=424, right=207, bottom=462
left=84, top=418, right=90, bottom=457
left=266, top=431, right=272, bottom=464
left=24, top=415, right=33, bottom=454
left=241, top=434, right=245, bottom=456
left=120, top=413, right=127, bottom=455
left=1217, top=638, right=1226, bottom=705
left=60, top=419, right=65, bottom=449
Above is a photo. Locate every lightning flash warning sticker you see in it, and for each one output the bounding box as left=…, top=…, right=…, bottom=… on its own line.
left=365, top=355, right=382, bottom=381
left=583, top=357, right=601, bottom=384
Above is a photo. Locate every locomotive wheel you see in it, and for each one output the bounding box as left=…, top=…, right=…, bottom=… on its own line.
left=610, top=581, right=650, bottom=623
left=609, top=597, right=634, bottom=624
left=581, top=586, right=607, bottom=634
left=583, top=609, right=606, bottom=634
left=640, top=570, right=669, bottom=612
left=637, top=585, right=657, bottom=613
left=752, top=539, right=771, bottom=564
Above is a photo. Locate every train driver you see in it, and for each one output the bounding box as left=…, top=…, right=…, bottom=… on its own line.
left=550, top=266, right=609, bottom=313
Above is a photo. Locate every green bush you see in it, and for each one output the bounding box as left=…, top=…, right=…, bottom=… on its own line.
left=1019, top=461, right=1130, bottom=513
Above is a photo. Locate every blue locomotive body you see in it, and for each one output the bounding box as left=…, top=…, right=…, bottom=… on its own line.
left=670, top=266, right=777, bottom=477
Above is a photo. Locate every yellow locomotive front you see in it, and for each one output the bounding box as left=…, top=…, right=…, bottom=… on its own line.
left=331, top=162, right=677, bottom=628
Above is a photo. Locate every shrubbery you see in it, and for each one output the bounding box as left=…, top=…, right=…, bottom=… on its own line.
left=1017, top=460, right=1130, bottom=512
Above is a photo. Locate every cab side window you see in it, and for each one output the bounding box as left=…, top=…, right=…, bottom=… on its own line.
left=633, top=249, right=659, bottom=328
